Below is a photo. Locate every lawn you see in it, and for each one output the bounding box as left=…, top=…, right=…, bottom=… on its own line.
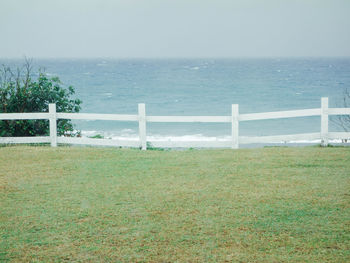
left=0, top=146, right=349, bottom=262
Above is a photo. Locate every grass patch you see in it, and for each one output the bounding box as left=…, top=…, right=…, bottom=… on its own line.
left=0, top=146, right=349, bottom=262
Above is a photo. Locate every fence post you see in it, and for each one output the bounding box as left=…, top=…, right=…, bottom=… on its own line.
left=321, top=97, right=329, bottom=147
left=138, top=103, right=147, bottom=150
left=49, top=103, right=57, bottom=147
left=232, top=104, right=239, bottom=149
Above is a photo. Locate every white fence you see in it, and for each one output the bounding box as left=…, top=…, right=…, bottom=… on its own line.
left=0, top=97, right=350, bottom=149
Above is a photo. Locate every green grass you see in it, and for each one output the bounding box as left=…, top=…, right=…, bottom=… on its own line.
left=0, top=146, right=349, bottom=262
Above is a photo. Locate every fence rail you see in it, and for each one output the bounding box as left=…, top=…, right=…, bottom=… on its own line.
left=0, top=97, right=349, bottom=149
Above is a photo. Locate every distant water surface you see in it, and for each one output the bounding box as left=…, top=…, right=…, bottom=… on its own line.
left=1, top=58, right=349, bottom=142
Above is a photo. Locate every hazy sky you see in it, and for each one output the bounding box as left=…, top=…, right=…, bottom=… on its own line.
left=1, top=0, right=349, bottom=58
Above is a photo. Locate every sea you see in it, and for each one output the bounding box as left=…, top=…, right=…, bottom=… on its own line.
left=1, top=58, right=350, bottom=145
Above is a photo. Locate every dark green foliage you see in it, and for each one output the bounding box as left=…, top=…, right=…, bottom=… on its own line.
left=0, top=61, right=82, bottom=137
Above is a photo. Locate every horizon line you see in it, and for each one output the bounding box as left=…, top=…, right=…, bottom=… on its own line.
left=1, top=55, right=350, bottom=60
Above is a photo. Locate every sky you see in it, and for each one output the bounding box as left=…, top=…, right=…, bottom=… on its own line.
left=0, top=0, right=349, bottom=58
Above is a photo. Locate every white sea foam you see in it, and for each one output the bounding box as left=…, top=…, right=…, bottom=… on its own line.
left=121, top=128, right=135, bottom=133
left=81, top=130, right=99, bottom=136
left=146, top=134, right=231, bottom=142
left=102, top=92, right=113, bottom=97
left=78, top=130, right=349, bottom=145
left=287, top=139, right=346, bottom=144
left=80, top=130, right=231, bottom=142
left=97, top=61, right=108, bottom=66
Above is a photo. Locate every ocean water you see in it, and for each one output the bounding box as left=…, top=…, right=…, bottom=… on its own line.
left=1, top=58, right=350, bottom=143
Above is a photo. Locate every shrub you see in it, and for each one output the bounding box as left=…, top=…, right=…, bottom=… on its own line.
left=0, top=60, right=82, bottom=137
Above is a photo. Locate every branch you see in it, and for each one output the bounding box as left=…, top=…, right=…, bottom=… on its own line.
left=331, top=88, right=350, bottom=132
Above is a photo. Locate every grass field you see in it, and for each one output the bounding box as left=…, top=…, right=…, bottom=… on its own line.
left=0, top=146, right=349, bottom=262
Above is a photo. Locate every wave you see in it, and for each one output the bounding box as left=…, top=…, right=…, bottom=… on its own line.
left=80, top=130, right=230, bottom=142
left=79, top=130, right=348, bottom=144
left=97, top=61, right=108, bottom=66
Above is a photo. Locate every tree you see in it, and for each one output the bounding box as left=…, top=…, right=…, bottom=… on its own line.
left=0, top=60, right=82, bottom=137
left=332, top=88, right=350, bottom=133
